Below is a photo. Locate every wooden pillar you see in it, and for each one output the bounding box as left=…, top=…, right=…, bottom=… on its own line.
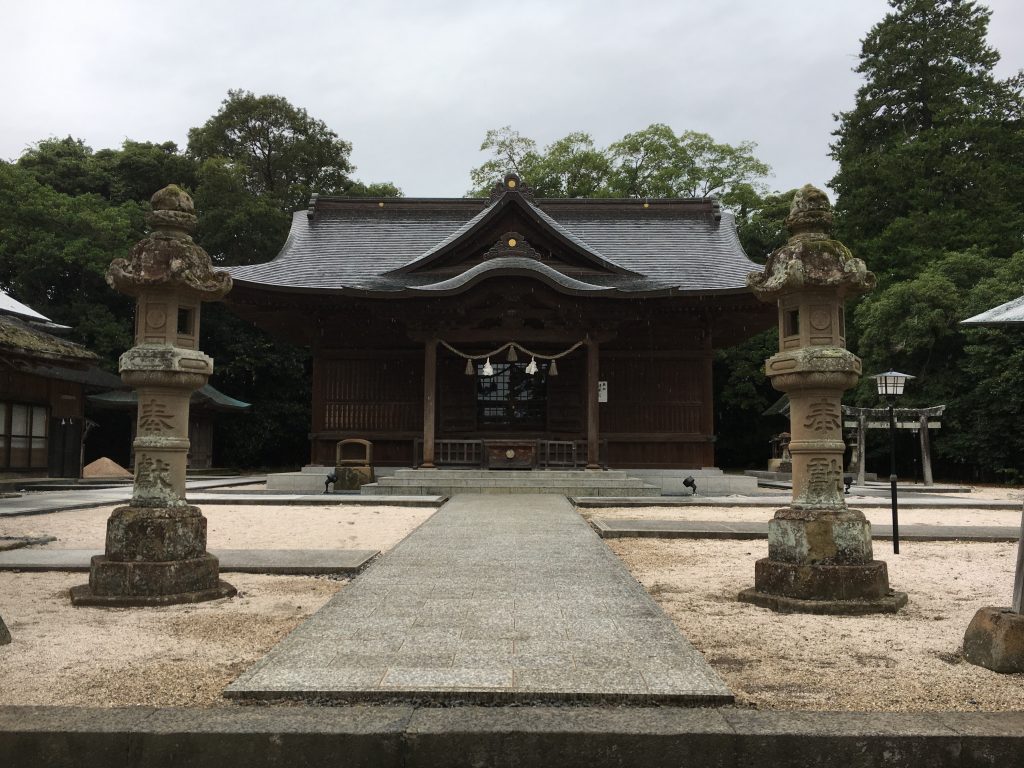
left=919, top=413, right=934, bottom=487
left=585, top=336, right=600, bottom=469
left=857, top=411, right=867, bottom=487
left=702, top=326, right=715, bottom=467
left=421, top=339, right=437, bottom=468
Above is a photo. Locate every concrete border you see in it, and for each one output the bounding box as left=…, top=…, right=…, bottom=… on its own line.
left=0, top=706, right=1022, bottom=767
left=590, top=518, right=1022, bottom=543
left=0, top=548, right=379, bottom=575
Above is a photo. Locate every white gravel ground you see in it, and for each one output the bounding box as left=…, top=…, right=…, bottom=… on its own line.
left=0, top=498, right=1021, bottom=711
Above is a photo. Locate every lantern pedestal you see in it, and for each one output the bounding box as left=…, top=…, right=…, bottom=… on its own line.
left=70, top=504, right=235, bottom=607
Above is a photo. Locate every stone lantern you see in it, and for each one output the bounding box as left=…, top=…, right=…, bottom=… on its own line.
left=71, top=186, right=236, bottom=606
left=737, top=185, right=907, bottom=614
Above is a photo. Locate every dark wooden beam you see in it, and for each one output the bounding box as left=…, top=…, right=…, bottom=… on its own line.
left=408, top=328, right=617, bottom=345
left=586, top=335, right=600, bottom=469
left=421, top=339, right=437, bottom=468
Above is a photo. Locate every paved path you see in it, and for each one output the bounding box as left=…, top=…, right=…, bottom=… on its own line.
left=225, top=494, right=732, bottom=704
left=593, top=518, right=1023, bottom=543
left=0, top=548, right=378, bottom=574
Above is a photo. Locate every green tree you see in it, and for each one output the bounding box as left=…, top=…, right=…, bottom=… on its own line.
left=469, top=125, right=771, bottom=207
left=736, top=189, right=797, bottom=264
left=16, top=137, right=114, bottom=198
left=193, top=158, right=290, bottom=267
left=100, top=140, right=198, bottom=204
left=468, top=127, right=541, bottom=193
left=0, top=161, right=140, bottom=365
left=831, top=0, right=1024, bottom=482
left=188, top=90, right=355, bottom=212
left=830, top=0, right=1024, bottom=282
left=852, top=249, right=1024, bottom=481
left=187, top=91, right=402, bottom=468
left=608, top=126, right=771, bottom=206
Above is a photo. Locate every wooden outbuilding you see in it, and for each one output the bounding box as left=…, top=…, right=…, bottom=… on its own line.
left=226, top=175, right=773, bottom=470
left=0, top=290, right=123, bottom=478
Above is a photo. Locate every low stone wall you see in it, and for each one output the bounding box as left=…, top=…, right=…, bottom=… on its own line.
left=626, top=468, right=759, bottom=496
left=271, top=467, right=754, bottom=496
left=2, top=706, right=1021, bottom=767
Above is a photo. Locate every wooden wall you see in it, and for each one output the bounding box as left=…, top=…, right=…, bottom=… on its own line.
left=310, top=345, right=714, bottom=469
left=600, top=351, right=714, bottom=468
left=0, top=368, right=86, bottom=477
left=311, top=351, right=422, bottom=465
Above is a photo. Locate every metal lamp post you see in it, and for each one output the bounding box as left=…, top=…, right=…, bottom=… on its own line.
left=872, top=371, right=914, bottom=554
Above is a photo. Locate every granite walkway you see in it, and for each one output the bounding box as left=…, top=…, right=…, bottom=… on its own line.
left=225, top=494, right=733, bottom=704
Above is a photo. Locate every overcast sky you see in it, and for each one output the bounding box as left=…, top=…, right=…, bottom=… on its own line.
left=2, top=0, right=1022, bottom=198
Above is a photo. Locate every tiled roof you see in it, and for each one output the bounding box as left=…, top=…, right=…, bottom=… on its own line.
left=0, top=315, right=96, bottom=362
left=227, top=190, right=761, bottom=297
left=962, top=294, right=1024, bottom=325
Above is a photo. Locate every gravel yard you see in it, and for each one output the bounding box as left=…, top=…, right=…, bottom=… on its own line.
left=0, top=497, right=1021, bottom=711
left=610, top=536, right=1024, bottom=712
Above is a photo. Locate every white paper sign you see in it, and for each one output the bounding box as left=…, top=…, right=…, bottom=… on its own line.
left=597, top=381, right=608, bottom=403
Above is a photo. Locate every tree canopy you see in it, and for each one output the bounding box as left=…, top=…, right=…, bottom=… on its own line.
left=833, top=0, right=1024, bottom=481
left=188, top=90, right=357, bottom=213
left=469, top=124, right=771, bottom=208
left=830, top=0, right=1024, bottom=282
left=2, top=91, right=400, bottom=468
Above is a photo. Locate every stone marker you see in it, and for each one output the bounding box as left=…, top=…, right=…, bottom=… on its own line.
left=962, top=507, right=1024, bottom=672
left=737, top=185, right=907, bottom=615
left=0, top=614, right=10, bottom=645
left=70, top=186, right=236, bottom=607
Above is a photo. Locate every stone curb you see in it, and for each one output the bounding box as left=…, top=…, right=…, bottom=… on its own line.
left=572, top=496, right=1024, bottom=510
left=0, top=549, right=379, bottom=575
left=1, top=706, right=1022, bottom=767
left=590, top=519, right=1022, bottom=543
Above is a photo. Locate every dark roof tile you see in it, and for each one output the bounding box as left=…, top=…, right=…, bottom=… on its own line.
left=228, top=195, right=760, bottom=296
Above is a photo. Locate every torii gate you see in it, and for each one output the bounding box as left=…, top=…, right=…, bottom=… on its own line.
left=843, top=404, right=945, bottom=487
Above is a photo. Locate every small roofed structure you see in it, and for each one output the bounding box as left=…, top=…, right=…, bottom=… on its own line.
left=226, top=174, right=774, bottom=472
left=0, top=289, right=123, bottom=478
left=89, top=384, right=251, bottom=469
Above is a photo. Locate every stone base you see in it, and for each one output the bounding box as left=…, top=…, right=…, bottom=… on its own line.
left=71, top=551, right=235, bottom=607
left=70, top=579, right=236, bottom=607
left=105, top=505, right=207, bottom=561
left=752, top=557, right=893, bottom=601
left=738, top=587, right=908, bottom=615
left=963, top=607, right=1024, bottom=673
left=0, top=614, right=10, bottom=645
left=334, top=466, right=374, bottom=491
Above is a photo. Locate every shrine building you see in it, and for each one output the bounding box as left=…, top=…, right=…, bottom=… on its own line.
left=226, top=174, right=773, bottom=472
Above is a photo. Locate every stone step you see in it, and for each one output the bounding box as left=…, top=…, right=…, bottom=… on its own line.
left=390, top=469, right=630, bottom=480
left=361, top=483, right=661, bottom=497
left=375, top=477, right=650, bottom=488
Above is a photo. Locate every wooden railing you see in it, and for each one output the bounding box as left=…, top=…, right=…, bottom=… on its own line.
left=414, top=439, right=606, bottom=468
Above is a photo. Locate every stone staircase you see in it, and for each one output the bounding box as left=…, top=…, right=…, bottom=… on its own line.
left=359, top=469, right=661, bottom=497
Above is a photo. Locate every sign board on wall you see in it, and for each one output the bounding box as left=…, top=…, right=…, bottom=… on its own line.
left=597, top=381, right=608, bottom=403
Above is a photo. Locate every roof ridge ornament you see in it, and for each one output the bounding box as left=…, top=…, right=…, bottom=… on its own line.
left=483, top=232, right=543, bottom=261
left=489, top=172, right=534, bottom=203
